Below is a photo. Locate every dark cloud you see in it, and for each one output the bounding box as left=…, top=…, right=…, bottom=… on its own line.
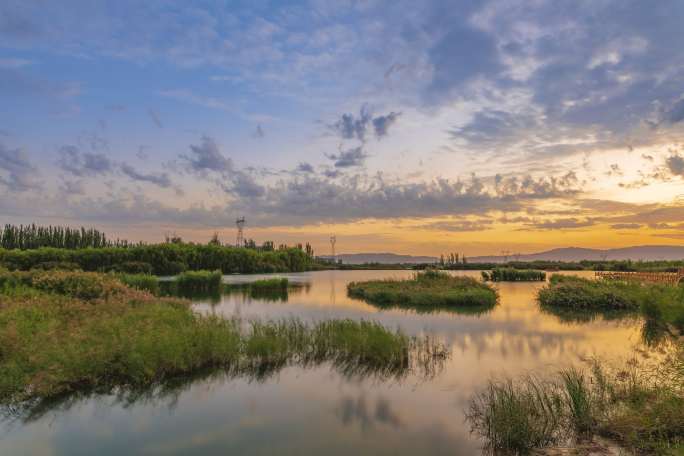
left=372, top=112, right=401, bottom=138
left=0, top=142, right=41, bottom=191
left=420, top=220, right=493, bottom=232
left=181, top=136, right=233, bottom=175
left=120, top=163, right=173, bottom=188
left=331, top=107, right=401, bottom=142
left=322, top=168, right=342, bottom=179
left=666, top=153, right=684, bottom=176
left=664, top=99, right=684, bottom=124
left=296, top=162, right=315, bottom=173
left=426, top=15, right=501, bottom=98
left=223, top=171, right=265, bottom=197
left=610, top=223, right=641, bottom=230
left=524, top=218, right=595, bottom=230
left=57, top=145, right=113, bottom=177
left=327, top=146, right=368, bottom=168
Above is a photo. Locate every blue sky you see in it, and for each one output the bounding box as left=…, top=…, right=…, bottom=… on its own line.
left=2, top=0, right=684, bottom=255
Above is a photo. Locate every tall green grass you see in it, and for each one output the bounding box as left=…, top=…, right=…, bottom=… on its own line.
left=116, top=273, right=160, bottom=295
left=175, top=269, right=222, bottom=293
left=482, top=268, right=546, bottom=282
left=348, top=270, right=497, bottom=311
left=538, top=275, right=684, bottom=333
left=0, top=270, right=449, bottom=405
left=467, top=345, right=684, bottom=454
left=249, top=277, right=289, bottom=290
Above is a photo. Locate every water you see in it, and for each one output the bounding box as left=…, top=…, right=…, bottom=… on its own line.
left=0, top=270, right=652, bottom=455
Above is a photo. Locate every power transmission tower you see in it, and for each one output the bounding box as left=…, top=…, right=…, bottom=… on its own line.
left=236, top=217, right=245, bottom=247
left=330, top=235, right=337, bottom=264
left=501, top=250, right=510, bottom=263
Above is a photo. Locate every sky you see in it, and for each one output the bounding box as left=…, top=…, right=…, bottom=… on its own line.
left=2, top=0, right=684, bottom=256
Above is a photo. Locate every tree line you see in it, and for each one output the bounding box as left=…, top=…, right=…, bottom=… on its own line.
left=1, top=224, right=133, bottom=250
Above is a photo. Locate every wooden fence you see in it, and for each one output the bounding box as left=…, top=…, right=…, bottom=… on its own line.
left=595, top=269, right=684, bottom=286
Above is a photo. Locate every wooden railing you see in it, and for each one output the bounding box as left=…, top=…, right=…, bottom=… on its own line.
left=595, top=269, right=684, bottom=286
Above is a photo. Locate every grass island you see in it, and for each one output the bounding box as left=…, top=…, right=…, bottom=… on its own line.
left=347, top=270, right=498, bottom=311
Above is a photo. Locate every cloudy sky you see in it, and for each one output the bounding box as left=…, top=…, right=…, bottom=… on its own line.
left=2, top=0, right=684, bottom=256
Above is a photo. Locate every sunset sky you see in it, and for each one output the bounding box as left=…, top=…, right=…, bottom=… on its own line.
left=2, top=0, right=684, bottom=256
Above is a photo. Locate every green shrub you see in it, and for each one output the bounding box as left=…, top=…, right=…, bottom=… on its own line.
left=0, top=243, right=315, bottom=275
left=30, top=261, right=82, bottom=271
left=109, top=261, right=153, bottom=274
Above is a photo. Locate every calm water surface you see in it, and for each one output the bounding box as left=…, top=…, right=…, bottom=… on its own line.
left=0, top=270, right=652, bottom=455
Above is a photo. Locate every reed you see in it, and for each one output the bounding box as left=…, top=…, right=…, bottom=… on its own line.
left=175, top=270, right=222, bottom=293
left=467, top=347, right=684, bottom=454
left=539, top=274, right=684, bottom=332
left=116, top=273, right=160, bottom=295
left=482, top=268, right=546, bottom=282
left=0, top=270, right=449, bottom=405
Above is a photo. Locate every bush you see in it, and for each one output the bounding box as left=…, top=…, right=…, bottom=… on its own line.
left=0, top=243, right=316, bottom=275
left=30, top=261, right=82, bottom=271
left=30, top=271, right=129, bottom=300
left=109, top=261, right=153, bottom=274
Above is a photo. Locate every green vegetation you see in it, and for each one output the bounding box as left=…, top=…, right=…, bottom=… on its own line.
left=482, top=268, right=546, bottom=282
left=224, top=278, right=303, bottom=302
left=347, top=270, right=497, bottom=311
left=538, top=275, right=684, bottom=332
left=116, top=273, right=160, bottom=295
left=250, top=277, right=289, bottom=290
left=0, top=270, right=448, bottom=405
left=0, top=242, right=316, bottom=275
left=175, top=270, right=222, bottom=293
left=467, top=344, right=684, bottom=454
left=1, top=223, right=129, bottom=250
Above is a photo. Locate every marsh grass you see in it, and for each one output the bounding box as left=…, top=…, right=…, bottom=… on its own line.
left=0, top=270, right=449, bottom=405
left=467, top=344, right=684, bottom=454
left=482, top=268, right=546, bottom=282
left=223, top=278, right=304, bottom=302
left=539, top=275, right=684, bottom=333
left=249, top=277, right=289, bottom=290
left=347, top=270, right=497, bottom=311
left=175, top=270, right=222, bottom=293
left=116, top=273, right=160, bottom=295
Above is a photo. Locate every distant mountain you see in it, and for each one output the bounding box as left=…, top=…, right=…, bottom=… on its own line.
left=470, top=245, right=684, bottom=263
left=320, top=253, right=438, bottom=264
left=324, top=246, right=684, bottom=265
